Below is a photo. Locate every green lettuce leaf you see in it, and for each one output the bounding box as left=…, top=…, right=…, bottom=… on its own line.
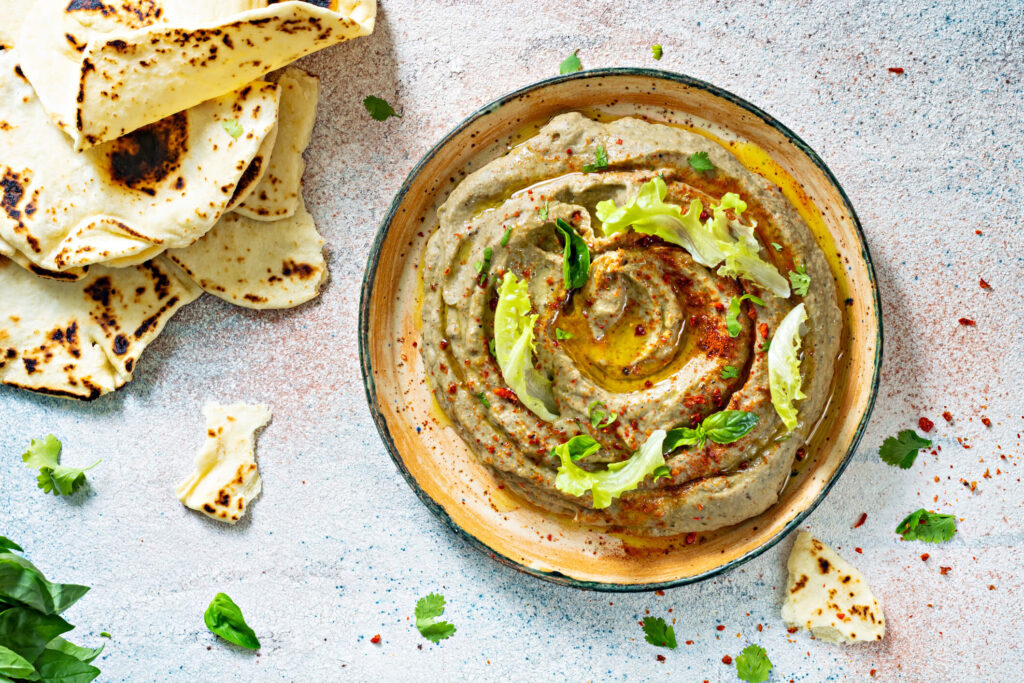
left=767, top=303, right=807, bottom=431
left=595, top=178, right=790, bottom=296
left=494, top=274, right=558, bottom=421
left=554, top=430, right=667, bottom=509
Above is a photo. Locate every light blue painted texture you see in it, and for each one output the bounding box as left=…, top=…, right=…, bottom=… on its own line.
left=1, top=0, right=1021, bottom=680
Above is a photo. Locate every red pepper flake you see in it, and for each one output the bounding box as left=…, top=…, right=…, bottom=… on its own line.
left=716, top=625, right=725, bottom=631
left=942, top=411, right=953, bottom=422
left=940, top=566, right=952, bottom=575
left=981, top=417, right=991, bottom=427
left=566, top=148, right=573, bottom=156
left=958, top=317, right=976, bottom=326
left=370, top=634, right=381, bottom=644
left=787, top=627, right=798, bottom=634
left=854, top=512, right=867, bottom=528
left=795, top=447, right=806, bottom=462
left=757, top=624, right=763, bottom=632
left=635, top=324, right=646, bottom=336
left=918, top=417, right=934, bottom=433
left=656, top=654, right=666, bottom=662
left=713, top=301, right=725, bottom=311
left=439, top=339, right=449, bottom=350
left=722, top=655, right=733, bottom=665
left=758, top=322, right=769, bottom=338
left=887, top=67, right=904, bottom=73
left=870, top=670, right=877, bottom=677
left=855, top=547, right=863, bottom=554
left=494, top=387, right=518, bottom=402
left=979, top=278, right=991, bottom=289
left=920, top=553, right=930, bottom=562
left=447, top=383, right=457, bottom=395
left=685, top=531, right=698, bottom=545
left=656, top=590, right=665, bottom=596
left=836, top=613, right=846, bottom=620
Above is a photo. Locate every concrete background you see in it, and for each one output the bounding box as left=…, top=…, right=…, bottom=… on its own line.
left=1, top=0, right=1021, bottom=680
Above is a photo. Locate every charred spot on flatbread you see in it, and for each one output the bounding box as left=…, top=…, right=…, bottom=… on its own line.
left=64, top=0, right=163, bottom=28
left=0, top=168, right=29, bottom=221
left=228, top=155, right=264, bottom=205
left=107, top=111, right=188, bottom=196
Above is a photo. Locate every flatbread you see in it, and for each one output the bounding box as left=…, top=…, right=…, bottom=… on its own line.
left=0, top=49, right=281, bottom=272
left=0, top=0, right=25, bottom=50
left=176, top=402, right=271, bottom=524
left=0, top=235, right=87, bottom=282
left=18, top=0, right=376, bottom=150
left=168, top=197, right=327, bottom=309
left=236, top=67, right=321, bottom=221
left=781, top=532, right=886, bottom=644
left=0, top=255, right=202, bottom=400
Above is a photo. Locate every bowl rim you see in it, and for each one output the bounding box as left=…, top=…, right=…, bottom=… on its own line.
left=358, top=67, right=883, bottom=592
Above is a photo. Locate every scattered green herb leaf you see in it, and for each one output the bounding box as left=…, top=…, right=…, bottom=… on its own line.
left=641, top=616, right=677, bottom=649
left=736, top=644, right=773, bottom=682
left=220, top=119, right=243, bottom=139
left=554, top=218, right=591, bottom=289
left=501, top=227, right=512, bottom=246
left=488, top=338, right=496, bottom=357
left=414, top=593, right=456, bottom=644
left=204, top=593, right=260, bottom=650
left=688, top=151, right=714, bottom=172
left=559, top=51, right=582, bottom=74
left=789, top=264, right=811, bottom=296
left=895, top=509, right=957, bottom=543
left=538, top=201, right=549, bottom=221
left=721, top=365, right=739, bottom=379
left=551, top=434, right=602, bottom=463
left=587, top=400, right=618, bottom=429
left=583, top=144, right=608, bottom=173
left=726, top=293, right=765, bottom=337
left=99, top=632, right=111, bottom=639
left=879, top=429, right=932, bottom=469
left=652, top=465, right=671, bottom=481
left=363, top=95, right=401, bottom=121
left=477, top=392, right=490, bottom=409
left=22, top=435, right=99, bottom=496
left=555, top=328, right=574, bottom=341
left=651, top=44, right=663, bottom=60
left=771, top=242, right=783, bottom=251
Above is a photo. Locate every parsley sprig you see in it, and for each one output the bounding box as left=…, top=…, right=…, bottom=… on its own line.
left=735, top=644, right=773, bottom=682
left=21, top=435, right=99, bottom=496
left=879, top=429, right=932, bottom=469
left=641, top=616, right=676, bottom=649
left=688, top=151, right=714, bottom=172
left=896, top=509, right=957, bottom=543
left=415, top=593, right=456, bottom=643
left=789, top=264, right=811, bottom=296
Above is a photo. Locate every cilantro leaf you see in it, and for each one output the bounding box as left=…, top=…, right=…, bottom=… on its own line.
left=641, top=616, right=677, bottom=649
left=895, top=509, right=957, bottom=543
left=22, top=435, right=99, bottom=496
left=879, top=429, right=932, bottom=469
left=204, top=593, right=260, bottom=650
left=789, top=264, right=811, bottom=296
left=414, top=593, right=456, bottom=644
left=220, top=119, right=243, bottom=139
left=555, top=328, right=574, bottom=341
left=688, top=151, right=714, bottom=172
left=363, top=95, right=401, bottom=121
left=726, top=293, right=764, bottom=337
left=735, top=644, right=772, bottom=682
left=583, top=144, right=608, bottom=173
left=721, top=365, right=739, bottom=379
left=538, top=201, right=549, bottom=221
left=651, top=44, right=663, bottom=60
left=559, top=51, right=582, bottom=74
left=586, top=400, right=617, bottom=429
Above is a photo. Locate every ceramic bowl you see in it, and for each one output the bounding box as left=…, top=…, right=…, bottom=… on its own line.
left=359, top=68, right=882, bottom=591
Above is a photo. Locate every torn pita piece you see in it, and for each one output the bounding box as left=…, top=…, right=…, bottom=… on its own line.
left=236, top=67, right=321, bottom=221
left=168, top=196, right=326, bottom=309
left=176, top=402, right=272, bottom=524
left=0, top=255, right=201, bottom=399
left=781, top=532, right=886, bottom=644
left=0, top=49, right=281, bottom=272
left=18, top=0, right=376, bottom=150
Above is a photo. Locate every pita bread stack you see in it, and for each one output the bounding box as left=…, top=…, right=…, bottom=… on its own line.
left=0, top=0, right=376, bottom=399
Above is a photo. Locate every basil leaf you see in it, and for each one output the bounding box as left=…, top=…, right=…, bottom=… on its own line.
left=552, top=434, right=602, bottom=462
left=700, top=410, right=759, bottom=444
left=33, top=648, right=99, bottom=683
left=0, top=554, right=88, bottom=615
left=0, top=540, right=20, bottom=554
left=554, top=218, right=590, bottom=289
left=726, top=293, right=764, bottom=337
left=204, top=593, right=260, bottom=650
left=363, top=95, right=401, bottom=121
left=663, top=427, right=701, bottom=453
left=0, top=607, right=72, bottom=663
left=46, top=637, right=103, bottom=664
left=0, top=645, right=35, bottom=679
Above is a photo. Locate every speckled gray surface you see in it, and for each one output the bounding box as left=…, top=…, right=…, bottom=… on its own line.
left=2, top=1, right=1022, bottom=680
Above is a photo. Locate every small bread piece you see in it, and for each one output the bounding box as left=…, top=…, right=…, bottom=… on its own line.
left=781, top=532, right=885, bottom=644
left=176, top=402, right=271, bottom=524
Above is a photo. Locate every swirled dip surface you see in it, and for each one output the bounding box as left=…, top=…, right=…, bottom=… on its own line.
left=421, top=113, right=840, bottom=535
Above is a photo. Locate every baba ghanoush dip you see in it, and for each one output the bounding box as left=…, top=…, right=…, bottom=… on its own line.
left=420, top=113, right=840, bottom=535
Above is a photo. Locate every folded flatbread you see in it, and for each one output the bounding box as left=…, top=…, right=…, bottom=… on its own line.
left=0, top=49, right=280, bottom=272
left=0, top=255, right=201, bottom=400
left=236, top=67, right=321, bottom=221
left=18, top=0, right=376, bottom=150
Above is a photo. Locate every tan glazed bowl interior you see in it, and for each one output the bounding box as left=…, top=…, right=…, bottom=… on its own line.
left=359, top=69, right=882, bottom=591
